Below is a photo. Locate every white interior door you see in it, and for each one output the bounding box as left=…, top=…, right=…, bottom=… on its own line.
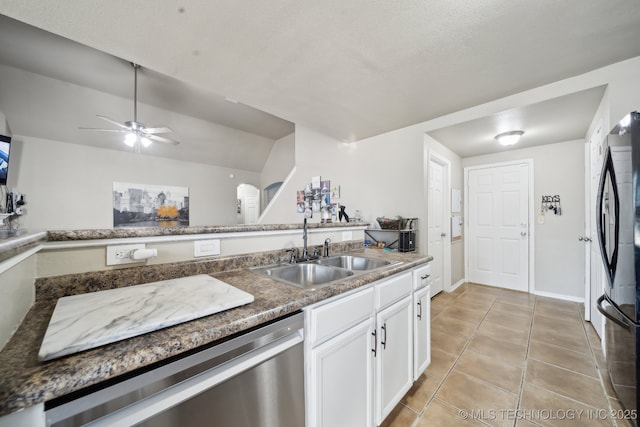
left=428, top=159, right=445, bottom=296
left=244, top=195, right=259, bottom=224
left=587, top=122, right=604, bottom=338
left=467, top=163, right=530, bottom=292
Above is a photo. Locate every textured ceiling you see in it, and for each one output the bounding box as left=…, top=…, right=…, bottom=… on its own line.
left=1, top=1, right=639, bottom=154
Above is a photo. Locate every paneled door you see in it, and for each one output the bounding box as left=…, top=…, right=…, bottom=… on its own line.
left=467, top=162, right=530, bottom=291
left=586, top=121, right=605, bottom=337
left=428, top=159, right=445, bottom=296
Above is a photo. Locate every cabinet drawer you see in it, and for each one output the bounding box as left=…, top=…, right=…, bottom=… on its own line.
left=307, top=287, right=374, bottom=346
left=375, top=272, right=412, bottom=310
left=413, top=264, right=431, bottom=290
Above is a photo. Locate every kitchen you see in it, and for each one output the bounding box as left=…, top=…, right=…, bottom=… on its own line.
left=1, top=2, right=640, bottom=426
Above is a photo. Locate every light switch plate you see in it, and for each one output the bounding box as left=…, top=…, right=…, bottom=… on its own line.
left=106, top=244, right=146, bottom=265
left=194, top=239, right=221, bottom=257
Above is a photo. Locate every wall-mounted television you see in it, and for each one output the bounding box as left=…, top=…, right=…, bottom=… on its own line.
left=0, top=135, right=11, bottom=186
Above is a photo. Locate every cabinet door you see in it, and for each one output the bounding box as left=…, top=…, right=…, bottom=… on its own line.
left=308, top=318, right=375, bottom=427
left=413, top=285, right=431, bottom=380
left=375, top=295, right=413, bottom=425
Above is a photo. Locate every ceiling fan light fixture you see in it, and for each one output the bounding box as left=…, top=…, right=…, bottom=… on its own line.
left=124, top=132, right=137, bottom=147
left=140, top=136, right=152, bottom=147
left=495, top=130, right=524, bottom=146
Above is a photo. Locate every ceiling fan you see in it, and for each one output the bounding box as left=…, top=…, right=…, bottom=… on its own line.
left=80, top=63, right=180, bottom=147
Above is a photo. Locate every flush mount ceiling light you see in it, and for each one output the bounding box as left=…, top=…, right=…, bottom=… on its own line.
left=495, top=130, right=524, bottom=146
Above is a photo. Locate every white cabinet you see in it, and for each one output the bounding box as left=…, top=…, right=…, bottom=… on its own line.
left=412, top=264, right=431, bottom=380
left=308, top=318, right=374, bottom=427
left=305, top=287, right=375, bottom=427
left=306, top=266, right=429, bottom=427
left=374, top=294, right=413, bottom=424
left=413, top=285, right=431, bottom=380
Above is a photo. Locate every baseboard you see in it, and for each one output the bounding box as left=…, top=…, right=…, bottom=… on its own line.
left=448, top=278, right=465, bottom=292
left=532, top=289, right=584, bottom=304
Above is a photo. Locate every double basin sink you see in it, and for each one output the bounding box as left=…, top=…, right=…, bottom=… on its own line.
left=250, top=254, right=401, bottom=290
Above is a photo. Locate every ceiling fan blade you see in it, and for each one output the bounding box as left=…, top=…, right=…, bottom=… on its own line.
left=78, top=127, right=127, bottom=133
left=97, top=115, right=131, bottom=130
left=143, top=126, right=173, bottom=134
left=148, top=134, right=180, bottom=145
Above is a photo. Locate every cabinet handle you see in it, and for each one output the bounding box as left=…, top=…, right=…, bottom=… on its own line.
left=421, top=274, right=430, bottom=280
left=417, top=300, right=422, bottom=320
left=381, top=324, right=387, bottom=350
left=371, top=330, right=377, bottom=357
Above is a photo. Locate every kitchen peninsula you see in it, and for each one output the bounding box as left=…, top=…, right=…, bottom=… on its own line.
left=0, top=224, right=431, bottom=426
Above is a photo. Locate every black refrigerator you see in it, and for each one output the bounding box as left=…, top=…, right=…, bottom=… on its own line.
left=596, top=111, right=640, bottom=424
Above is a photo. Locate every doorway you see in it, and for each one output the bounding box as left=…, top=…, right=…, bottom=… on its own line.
left=237, top=184, right=260, bottom=224
left=465, top=161, right=533, bottom=292
left=427, top=152, right=450, bottom=296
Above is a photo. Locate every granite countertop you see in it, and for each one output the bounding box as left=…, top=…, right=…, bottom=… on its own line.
left=0, top=246, right=431, bottom=416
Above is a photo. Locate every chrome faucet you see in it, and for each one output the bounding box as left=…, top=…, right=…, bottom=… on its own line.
left=301, top=218, right=309, bottom=260
left=323, top=238, right=331, bottom=257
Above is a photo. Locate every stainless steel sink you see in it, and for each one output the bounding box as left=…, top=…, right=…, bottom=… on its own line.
left=314, top=255, right=394, bottom=271
left=249, top=254, right=401, bottom=290
left=252, top=263, right=354, bottom=290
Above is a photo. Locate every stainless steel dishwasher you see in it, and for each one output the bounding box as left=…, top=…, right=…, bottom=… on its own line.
left=45, top=312, right=305, bottom=427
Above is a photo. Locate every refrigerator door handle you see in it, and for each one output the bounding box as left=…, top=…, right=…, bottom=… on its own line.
left=596, top=294, right=632, bottom=331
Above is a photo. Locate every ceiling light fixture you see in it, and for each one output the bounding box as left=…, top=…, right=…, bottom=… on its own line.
left=495, top=130, right=524, bottom=146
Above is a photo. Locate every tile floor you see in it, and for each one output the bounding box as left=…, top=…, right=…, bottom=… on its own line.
left=381, top=283, right=636, bottom=427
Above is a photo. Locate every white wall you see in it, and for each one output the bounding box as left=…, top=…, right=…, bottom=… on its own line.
left=260, top=125, right=427, bottom=234
left=260, top=132, right=294, bottom=193
left=8, top=135, right=261, bottom=230
left=463, top=140, right=585, bottom=299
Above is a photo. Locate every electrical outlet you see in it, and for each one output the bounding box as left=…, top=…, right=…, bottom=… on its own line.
left=341, top=231, right=353, bottom=241
left=106, top=244, right=146, bottom=265
left=194, top=239, right=221, bottom=257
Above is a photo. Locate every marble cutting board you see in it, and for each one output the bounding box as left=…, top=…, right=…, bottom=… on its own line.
left=38, top=274, right=254, bottom=361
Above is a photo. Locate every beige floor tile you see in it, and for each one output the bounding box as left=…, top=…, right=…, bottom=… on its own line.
left=608, top=397, right=637, bottom=427
left=455, top=349, right=524, bottom=393
left=491, top=301, right=534, bottom=318
left=476, top=319, right=530, bottom=347
left=436, top=370, right=518, bottom=427
left=396, top=286, right=615, bottom=427
left=441, top=304, right=488, bottom=324
left=456, top=298, right=495, bottom=312
left=515, top=419, right=542, bottom=427
left=416, top=398, right=487, bottom=427
left=534, top=310, right=584, bottom=328
left=528, top=339, right=599, bottom=378
left=432, top=315, right=479, bottom=338
left=466, top=333, right=528, bottom=363
left=401, top=372, right=443, bottom=413
left=496, top=292, right=536, bottom=309
left=530, top=323, right=590, bottom=354
left=525, top=359, right=609, bottom=409
left=426, top=348, right=459, bottom=380
left=457, top=291, right=499, bottom=305
left=484, top=310, right=532, bottom=331
left=533, top=312, right=584, bottom=331
left=379, top=403, right=418, bottom=427
left=431, top=328, right=469, bottom=356
left=599, top=367, right=617, bottom=398
left=519, top=383, right=613, bottom=427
